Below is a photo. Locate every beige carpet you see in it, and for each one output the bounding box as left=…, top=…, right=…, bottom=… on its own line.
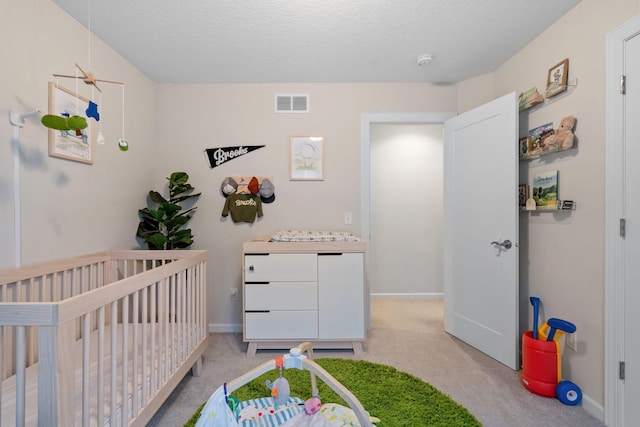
left=147, top=298, right=605, bottom=427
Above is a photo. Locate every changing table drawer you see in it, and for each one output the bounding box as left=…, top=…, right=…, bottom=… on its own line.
left=244, top=254, right=316, bottom=282
left=245, top=311, right=318, bottom=339
left=245, top=282, right=317, bottom=311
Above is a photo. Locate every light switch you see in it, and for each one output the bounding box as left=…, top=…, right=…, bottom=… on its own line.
left=344, top=212, right=352, bottom=225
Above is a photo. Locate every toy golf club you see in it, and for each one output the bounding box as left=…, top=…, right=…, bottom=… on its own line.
left=546, top=318, right=576, bottom=341
left=522, top=298, right=582, bottom=405
left=530, top=296, right=541, bottom=339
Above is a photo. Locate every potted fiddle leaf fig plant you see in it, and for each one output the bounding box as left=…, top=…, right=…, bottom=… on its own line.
left=136, top=172, right=201, bottom=250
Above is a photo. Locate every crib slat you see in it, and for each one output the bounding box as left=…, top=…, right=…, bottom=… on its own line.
left=0, top=327, right=3, bottom=422
left=150, top=283, right=156, bottom=395
left=15, top=326, right=25, bottom=427
left=97, top=307, right=105, bottom=427
left=82, top=314, right=90, bottom=426
left=141, top=287, right=148, bottom=406
left=110, top=302, right=117, bottom=427
left=169, top=274, right=180, bottom=377
left=122, top=295, right=129, bottom=426
left=132, top=290, right=139, bottom=416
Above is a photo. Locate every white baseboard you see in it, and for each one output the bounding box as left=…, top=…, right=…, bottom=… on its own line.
left=371, top=292, right=443, bottom=299
left=209, top=323, right=242, bottom=333
left=581, top=393, right=604, bottom=423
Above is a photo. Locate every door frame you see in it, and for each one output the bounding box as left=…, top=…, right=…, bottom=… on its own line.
left=360, top=112, right=456, bottom=327
left=360, top=112, right=456, bottom=242
left=604, top=14, right=640, bottom=427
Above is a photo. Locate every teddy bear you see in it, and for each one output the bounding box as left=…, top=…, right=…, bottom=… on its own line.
left=544, top=116, right=576, bottom=152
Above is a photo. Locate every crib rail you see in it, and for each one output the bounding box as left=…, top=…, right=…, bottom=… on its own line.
left=0, top=250, right=208, bottom=427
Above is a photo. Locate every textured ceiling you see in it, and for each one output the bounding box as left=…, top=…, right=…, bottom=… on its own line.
left=51, top=0, right=581, bottom=84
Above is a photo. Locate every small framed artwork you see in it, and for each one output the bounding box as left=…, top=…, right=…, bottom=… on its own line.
left=518, top=184, right=529, bottom=207
left=545, top=58, right=569, bottom=98
left=48, top=82, right=95, bottom=164
left=529, top=122, right=554, bottom=152
left=290, top=136, right=324, bottom=180
left=519, top=136, right=531, bottom=159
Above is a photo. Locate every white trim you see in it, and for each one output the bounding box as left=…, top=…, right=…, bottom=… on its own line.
left=371, top=293, right=443, bottom=299
left=605, top=13, right=640, bottom=427
left=360, top=112, right=455, bottom=331
left=360, top=112, right=456, bottom=243
left=582, top=394, right=605, bottom=424
left=209, top=323, right=242, bottom=333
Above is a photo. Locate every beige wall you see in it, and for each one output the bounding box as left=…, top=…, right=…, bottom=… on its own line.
left=4, top=0, right=640, bottom=418
left=457, top=0, right=640, bottom=412
left=0, top=0, right=158, bottom=268
left=156, top=83, right=457, bottom=328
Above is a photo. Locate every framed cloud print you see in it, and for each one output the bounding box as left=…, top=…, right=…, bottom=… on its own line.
left=290, top=136, right=324, bottom=180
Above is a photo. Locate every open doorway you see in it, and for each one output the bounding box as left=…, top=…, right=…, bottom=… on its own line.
left=360, top=112, right=455, bottom=327
left=369, top=123, right=444, bottom=296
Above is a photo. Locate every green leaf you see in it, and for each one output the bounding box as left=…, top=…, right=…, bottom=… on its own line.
left=149, top=209, right=165, bottom=222
left=160, top=202, right=182, bottom=219
left=169, top=172, right=189, bottom=186
left=136, top=221, right=159, bottom=238
left=172, top=193, right=201, bottom=204
left=167, top=219, right=190, bottom=234
left=149, top=191, right=167, bottom=204
left=147, top=233, right=168, bottom=250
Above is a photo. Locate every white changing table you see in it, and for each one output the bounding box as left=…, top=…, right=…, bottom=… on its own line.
left=242, top=238, right=367, bottom=356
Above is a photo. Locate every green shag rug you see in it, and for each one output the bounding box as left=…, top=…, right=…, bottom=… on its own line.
left=185, top=358, right=481, bottom=426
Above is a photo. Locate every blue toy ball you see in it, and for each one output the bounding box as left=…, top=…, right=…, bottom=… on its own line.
left=556, top=380, right=582, bottom=406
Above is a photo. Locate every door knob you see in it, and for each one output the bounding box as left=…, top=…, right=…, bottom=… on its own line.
left=490, top=239, right=512, bottom=249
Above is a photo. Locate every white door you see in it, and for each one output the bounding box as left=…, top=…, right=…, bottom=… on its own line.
left=606, top=17, right=640, bottom=425
left=622, top=30, right=640, bottom=425
left=443, top=92, right=519, bottom=369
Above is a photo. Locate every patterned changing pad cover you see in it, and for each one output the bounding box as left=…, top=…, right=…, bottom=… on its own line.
left=270, top=230, right=361, bottom=242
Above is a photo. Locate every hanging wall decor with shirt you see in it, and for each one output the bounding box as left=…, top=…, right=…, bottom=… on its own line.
left=220, top=176, right=275, bottom=223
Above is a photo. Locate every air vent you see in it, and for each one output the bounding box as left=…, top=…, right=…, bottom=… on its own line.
left=275, top=94, right=309, bottom=113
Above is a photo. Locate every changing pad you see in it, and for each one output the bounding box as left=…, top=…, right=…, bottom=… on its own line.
left=270, top=230, right=361, bottom=243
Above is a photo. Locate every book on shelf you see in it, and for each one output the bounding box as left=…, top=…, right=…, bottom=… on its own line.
left=532, top=171, right=558, bottom=207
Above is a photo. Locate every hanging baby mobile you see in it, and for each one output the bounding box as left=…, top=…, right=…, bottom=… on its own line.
left=41, top=0, right=128, bottom=160
left=42, top=63, right=128, bottom=156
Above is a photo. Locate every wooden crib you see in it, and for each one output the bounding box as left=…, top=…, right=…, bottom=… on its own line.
left=0, top=250, right=209, bottom=427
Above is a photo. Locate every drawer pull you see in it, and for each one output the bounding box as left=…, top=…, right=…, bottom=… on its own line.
left=248, top=265, right=254, bottom=271
left=245, top=310, right=270, bottom=313
left=317, top=253, right=343, bottom=256
left=245, top=281, right=270, bottom=285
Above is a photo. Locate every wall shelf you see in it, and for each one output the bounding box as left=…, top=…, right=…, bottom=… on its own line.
left=519, top=79, right=578, bottom=115
left=519, top=145, right=575, bottom=161
left=521, top=200, right=576, bottom=212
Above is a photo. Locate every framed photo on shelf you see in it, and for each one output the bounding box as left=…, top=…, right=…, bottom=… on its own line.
left=47, top=82, right=95, bottom=164
left=518, top=184, right=529, bottom=207
left=529, top=122, right=554, bottom=153
left=545, top=58, right=569, bottom=98
left=290, top=136, right=324, bottom=180
left=519, top=136, right=531, bottom=159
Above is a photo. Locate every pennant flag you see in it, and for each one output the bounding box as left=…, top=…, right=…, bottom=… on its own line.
left=205, top=145, right=265, bottom=168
